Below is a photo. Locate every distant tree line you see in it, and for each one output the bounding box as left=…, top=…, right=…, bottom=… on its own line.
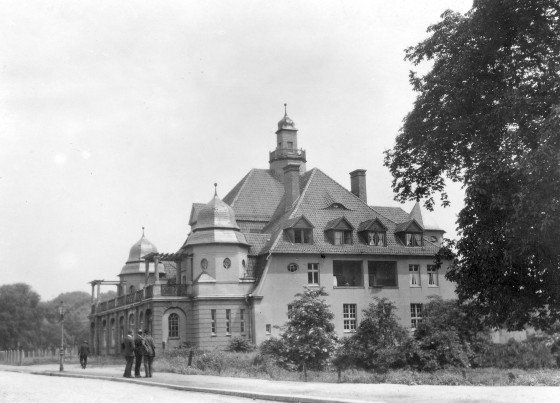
left=0, top=283, right=104, bottom=350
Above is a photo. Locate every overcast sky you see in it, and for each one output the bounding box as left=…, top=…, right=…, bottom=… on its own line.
left=0, top=0, right=472, bottom=300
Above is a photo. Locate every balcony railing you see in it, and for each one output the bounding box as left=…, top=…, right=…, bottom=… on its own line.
left=126, top=294, right=134, bottom=305
left=98, top=301, right=107, bottom=312
left=269, top=148, right=306, bottom=162
left=161, top=284, right=189, bottom=296
left=135, top=289, right=144, bottom=302
left=117, top=296, right=126, bottom=307
left=107, top=299, right=115, bottom=309
left=145, top=285, right=153, bottom=299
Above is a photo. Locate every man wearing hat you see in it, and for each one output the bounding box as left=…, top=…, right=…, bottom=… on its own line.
left=78, top=340, right=90, bottom=369
left=123, top=330, right=135, bottom=378
left=134, top=329, right=144, bottom=377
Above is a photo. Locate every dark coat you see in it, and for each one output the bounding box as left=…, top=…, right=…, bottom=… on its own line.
left=134, top=335, right=143, bottom=356
left=142, top=335, right=156, bottom=357
left=122, top=335, right=135, bottom=357
left=78, top=343, right=90, bottom=357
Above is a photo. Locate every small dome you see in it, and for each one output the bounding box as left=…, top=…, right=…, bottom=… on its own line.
left=193, top=191, right=240, bottom=232
left=277, top=104, right=297, bottom=131
left=126, top=232, right=158, bottom=263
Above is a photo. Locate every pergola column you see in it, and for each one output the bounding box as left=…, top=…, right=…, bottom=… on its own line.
left=144, top=259, right=150, bottom=287
left=154, top=256, right=160, bottom=285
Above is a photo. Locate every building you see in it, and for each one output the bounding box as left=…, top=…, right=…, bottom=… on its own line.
left=88, top=107, right=454, bottom=355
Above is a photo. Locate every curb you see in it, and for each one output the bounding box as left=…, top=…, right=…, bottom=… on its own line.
left=28, top=370, right=368, bottom=403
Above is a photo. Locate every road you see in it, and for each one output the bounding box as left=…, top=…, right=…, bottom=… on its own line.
left=0, top=371, right=267, bottom=403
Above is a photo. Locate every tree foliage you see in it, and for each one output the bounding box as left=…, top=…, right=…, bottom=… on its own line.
left=260, top=287, right=337, bottom=379
left=384, top=0, right=560, bottom=329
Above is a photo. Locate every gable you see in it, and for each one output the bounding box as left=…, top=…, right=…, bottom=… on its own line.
left=357, top=218, right=387, bottom=232
left=395, top=219, right=423, bottom=233
left=325, top=216, right=354, bottom=231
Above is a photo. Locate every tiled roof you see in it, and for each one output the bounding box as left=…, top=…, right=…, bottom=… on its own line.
left=244, top=233, right=271, bottom=255
left=188, top=203, right=206, bottom=226
left=262, top=168, right=440, bottom=256
left=370, top=206, right=410, bottom=223
left=223, top=169, right=285, bottom=222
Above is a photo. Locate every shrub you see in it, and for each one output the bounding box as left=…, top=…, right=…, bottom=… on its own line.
left=227, top=336, right=255, bottom=352
left=478, top=336, right=556, bottom=369
left=350, top=298, right=411, bottom=373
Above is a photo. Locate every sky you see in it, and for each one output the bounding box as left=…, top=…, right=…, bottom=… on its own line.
left=0, top=0, right=473, bottom=300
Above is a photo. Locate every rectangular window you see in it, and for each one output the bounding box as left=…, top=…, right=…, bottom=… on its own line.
left=410, top=303, right=423, bottom=328
left=406, top=233, right=422, bottom=246
left=333, top=260, right=363, bottom=287
left=334, top=230, right=352, bottom=245
left=307, top=263, right=319, bottom=285
left=240, top=309, right=245, bottom=333
left=266, top=324, right=271, bottom=334
left=367, top=232, right=386, bottom=246
left=409, top=264, right=420, bottom=286
left=293, top=229, right=312, bottom=244
left=287, top=304, right=293, bottom=314
left=343, top=304, right=357, bottom=332
left=368, top=261, right=397, bottom=287
left=211, top=309, right=216, bottom=335
left=287, top=141, right=293, bottom=149
left=226, top=309, right=231, bottom=335
left=427, top=265, right=438, bottom=286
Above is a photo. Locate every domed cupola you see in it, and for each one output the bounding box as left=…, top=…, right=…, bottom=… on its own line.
left=185, top=185, right=248, bottom=247
left=126, top=228, right=158, bottom=263
left=277, top=111, right=297, bottom=132
left=269, top=103, right=306, bottom=178
left=120, top=228, right=160, bottom=276
left=193, top=185, right=240, bottom=232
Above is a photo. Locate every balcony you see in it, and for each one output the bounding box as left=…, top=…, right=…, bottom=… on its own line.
left=269, top=148, right=306, bottom=162
left=161, top=284, right=189, bottom=296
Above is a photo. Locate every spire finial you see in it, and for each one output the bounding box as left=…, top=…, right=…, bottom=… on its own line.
left=214, top=183, right=218, bottom=197
left=284, top=103, right=287, bottom=116
left=142, top=226, right=145, bottom=237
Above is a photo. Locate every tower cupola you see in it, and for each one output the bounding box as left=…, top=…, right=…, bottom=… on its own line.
left=269, top=104, right=306, bottom=179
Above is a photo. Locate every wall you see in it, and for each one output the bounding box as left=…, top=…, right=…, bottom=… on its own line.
left=253, top=253, right=455, bottom=344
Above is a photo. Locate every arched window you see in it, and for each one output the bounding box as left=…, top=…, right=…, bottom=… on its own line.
left=119, top=316, right=124, bottom=341
left=128, top=313, right=135, bottom=333
left=129, top=285, right=135, bottom=294
left=110, top=318, right=115, bottom=347
left=102, top=320, right=107, bottom=348
left=168, top=313, right=179, bottom=338
left=139, top=311, right=144, bottom=331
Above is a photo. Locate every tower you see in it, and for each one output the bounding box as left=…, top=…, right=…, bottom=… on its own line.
left=269, top=104, right=306, bottom=178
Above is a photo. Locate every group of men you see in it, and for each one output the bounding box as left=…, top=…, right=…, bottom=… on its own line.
left=122, top=329, right=156, bottom=378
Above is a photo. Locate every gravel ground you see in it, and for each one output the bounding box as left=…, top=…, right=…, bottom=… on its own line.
left=0, top=371, right=266, bottom=403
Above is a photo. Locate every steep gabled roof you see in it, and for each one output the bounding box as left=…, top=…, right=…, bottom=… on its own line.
left=409, top=202, right=424, bottom=227
left=222, top=169, right=285, bottom=222
left=262, top=168, right=439, bottom=256
left=369, top=206, right=409, bottom=223
left=324, top=216, right=354, bottom=231
left=283, top=215, right=314, bottom=229
left=357, top=218, right=388, bottom=232
left=394, top=219, right=424, bottom=233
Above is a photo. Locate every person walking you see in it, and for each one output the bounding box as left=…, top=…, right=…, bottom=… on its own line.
left=142, top=329, right=156, bottom=378
left=134, top=330, right=144, bottom=378
left=78, top=340, right=90, bottom=369
left=122, top=330, right=135, bottom=378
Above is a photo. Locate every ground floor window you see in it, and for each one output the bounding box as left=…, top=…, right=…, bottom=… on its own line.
left=240, top=309, right=245, bottom=333
left=226, top=309, right=231, bottom=335
left=343, top=304, right=357, bottom=332
left=211, top=309, right=216, bottom=335
left=333, top=260, right=363, bottom=287
left=410, top=303, right=423, bottom=328
left=168, top=313, right=179, bottom=338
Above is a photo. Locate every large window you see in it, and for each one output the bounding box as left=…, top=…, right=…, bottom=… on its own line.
left=409, top=264, right=420, bottom=286
left=410, top=304, right=423, bottom=328
left=211, top=309, right=216, bottom=335
left=226, top=309, right=231, bottom=335
left=343, top=304, right=357, bottom=332
left=168, top=313, right=179, bottom=338
left=427, top=265, right=438, bottom=286
left=294, top=229, right=312, bottom=243
left=368, top=261, right=397, bottom=287
left=308, top=263, right=319, bottom=285
left=240, top=309, right=245, bottom=333
left=333, top=260, right=363, bottom=287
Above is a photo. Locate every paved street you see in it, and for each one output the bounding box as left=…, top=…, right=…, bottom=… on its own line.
left=1, top=364, right=560, bottom=403
left=0, top=371, right=266, bottom=403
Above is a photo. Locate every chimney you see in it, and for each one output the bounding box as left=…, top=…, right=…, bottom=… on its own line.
left=350, top=169, right=367, bottom=203
left=283, top=164, right=301, bottom=211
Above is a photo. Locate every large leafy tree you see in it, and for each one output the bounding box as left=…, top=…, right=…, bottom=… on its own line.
left=0, top=283, right=43, bottom=349
left=385, top=0, right=560, bottom=329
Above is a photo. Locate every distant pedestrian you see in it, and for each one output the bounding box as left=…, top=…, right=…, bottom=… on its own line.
left=134, top=330, right=144, bottom=377
left=141, top=329, right=156, bottom=378
left=78, top=341, right=90, bottom=369
left=122, top=330, right=135, bottom=378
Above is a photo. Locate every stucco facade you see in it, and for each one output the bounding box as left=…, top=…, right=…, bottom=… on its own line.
left=88, top=108, right=453, bottom=355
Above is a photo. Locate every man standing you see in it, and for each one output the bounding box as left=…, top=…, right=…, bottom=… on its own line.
left=142, top=329, right=156, bottom=378
left=134, top=330, right=144, bottom=377
left=122, top=330, right=135, bottom=378
left=78, top=340, right=90, bottom=369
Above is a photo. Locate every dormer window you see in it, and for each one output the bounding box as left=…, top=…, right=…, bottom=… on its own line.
left=367, top=231, right=386, bottom=246
left=325, top=217, right=354, bottom=245
left=406, top=233, right=422, bottom=247
left=284, top=215, right=314, bottom=244
left=358, top=218, right=387, bottom=247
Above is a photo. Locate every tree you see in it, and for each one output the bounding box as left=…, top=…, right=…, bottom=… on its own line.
left=349, top=298, right=410, bottom=373
left=0, top=283, right=43, bottom=349
left=384, top=0, right=560, bottom=329
left=265, top=287, right=337, bottom=381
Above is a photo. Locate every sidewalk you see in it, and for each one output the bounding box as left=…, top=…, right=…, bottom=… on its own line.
left=1, top=363, right=559, bottom=403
